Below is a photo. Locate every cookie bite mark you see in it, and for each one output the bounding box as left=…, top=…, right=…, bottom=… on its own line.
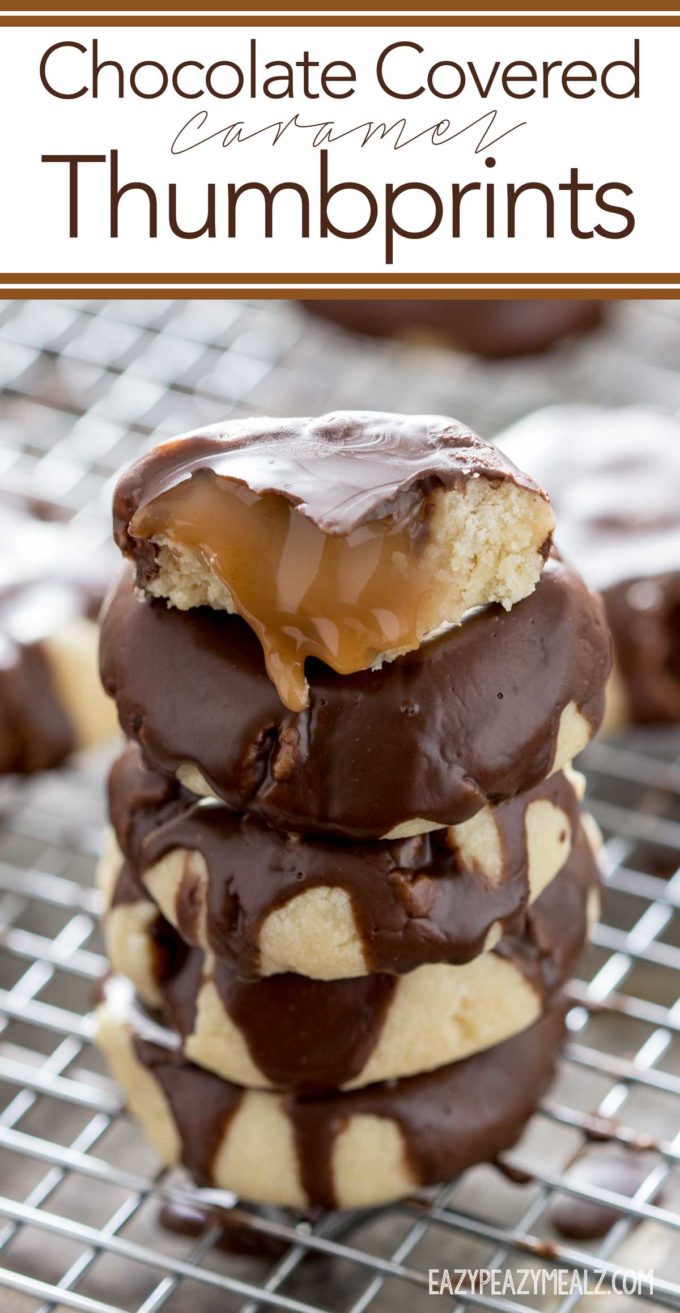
left=116, top=414, right=554, bottom=710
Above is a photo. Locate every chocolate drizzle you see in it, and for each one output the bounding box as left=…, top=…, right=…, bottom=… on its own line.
left=100, top=553, right=610, bottom=839
left=129, top=1001, right=567, bottom=1209
left=133, top=1033, right=243, bottom=1187
left=108, top=742, right=584, bottom=978
left=302, top=301, right=604, bottom=360
left=123, top=826, right=598, bottom=1094
left=108, top=747, right=189, bottom=898
left=166, top=953, right=399, bottom=1094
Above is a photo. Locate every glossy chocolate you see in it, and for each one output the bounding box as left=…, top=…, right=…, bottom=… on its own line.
left=109, top=742, right=583, bottom=977
left=302, top=300, right=604, bottom=359
left=113, top=412, right=543, bottom=548
left=100, top=554, right=609, bottom=839
left=114, top=413, right=553, bottom=710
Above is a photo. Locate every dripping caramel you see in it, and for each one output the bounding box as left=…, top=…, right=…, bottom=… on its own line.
left=131, top=469, right=444, bottom=712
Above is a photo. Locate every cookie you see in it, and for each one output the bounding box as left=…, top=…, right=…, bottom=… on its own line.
left=97, top=979, right=566, bottom=1209
left=112, top=413, right=554, bottom=710
left=101, top=827, right=599, bottom=1093
left=100, top=552, right=610, bottom=840
left=101, top=743, right=585, bottom=980
left=302, top=300, right=604, bottom=360
left=0, top=498, right=118, bottom=773
left=496, top=405, right=680, bottom=727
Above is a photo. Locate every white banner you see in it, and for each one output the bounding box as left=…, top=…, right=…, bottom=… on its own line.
left=0, top=22, right=674, bottom=280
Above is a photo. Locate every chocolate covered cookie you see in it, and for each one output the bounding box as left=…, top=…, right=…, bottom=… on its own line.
left=100, top=553, right=610, bottom=840
left=113, top=413, right=554, bottom=710
left=101, top=826, right=599, bottom=1093
left=97, top=978, right=567, bottom=1209
left=302, top=300, right=604, bottom=360
left=496, top=405, right=680, bottom=727
left=101, top=742, right=586, bottom=980
left=0, top=498, right=117, bottom=773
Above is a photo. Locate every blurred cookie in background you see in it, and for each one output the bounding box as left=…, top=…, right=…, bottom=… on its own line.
left=0, top=493, right=118, bottom=774
left=302, top=299, right=605, bottom=360
left=496, top=405, right=680, bottom=729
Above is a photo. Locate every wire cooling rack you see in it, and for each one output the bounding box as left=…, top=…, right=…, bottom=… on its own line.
left=2, top=297, right=680, bottom=1312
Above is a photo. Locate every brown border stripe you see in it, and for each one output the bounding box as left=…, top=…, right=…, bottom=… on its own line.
left=1, top=14, right=679, bottom=24
left=2, top=288, right=679, bottom=300
left=3, top=273, right=680, bottom=285
left=6, top=1, right=680, bottom=9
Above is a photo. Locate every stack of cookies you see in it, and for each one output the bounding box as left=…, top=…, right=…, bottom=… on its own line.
left=96, top=412, right=610, bottom=1210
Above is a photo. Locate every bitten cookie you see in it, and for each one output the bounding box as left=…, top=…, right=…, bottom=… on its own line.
left=100, top=826, right=599, bottom=1092
left=0, top=497, right=118, bottom=773
left=101, top=743, right=586, bottom=980
left=100, top=552, right=610, bottom=839
left=496, top=405, right=680, bottom=728
left=112, top=413, right=555, bottom=710
left=97, top=979, right=567, bottom=1209
left=302, top=300, right=605, bottom=360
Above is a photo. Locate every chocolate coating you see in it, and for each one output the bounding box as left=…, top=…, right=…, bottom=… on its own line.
left=100, top=553, right=610, bottom=839
left=497, top=406, right=680, bottom=724
left=0, top=501, right=112, bottom=774
left=129, top=1000, right=567, bottom=1209
left=302, top=300, right=604, bottom=360
left=109, top=742, right=584, bottom=978
left=113, top=412, right=544, bottom=558
left=120, top=827, right=598, bottom=1094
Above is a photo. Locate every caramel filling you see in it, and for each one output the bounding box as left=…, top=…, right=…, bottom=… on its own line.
left=132, top=470, right=441, bottom=711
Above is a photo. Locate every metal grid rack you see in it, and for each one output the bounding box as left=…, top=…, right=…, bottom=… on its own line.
left=1, top=297, right=680, bottom=1312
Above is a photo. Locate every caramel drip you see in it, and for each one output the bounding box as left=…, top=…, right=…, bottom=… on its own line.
left=131, top=471, right=439, bottom=711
